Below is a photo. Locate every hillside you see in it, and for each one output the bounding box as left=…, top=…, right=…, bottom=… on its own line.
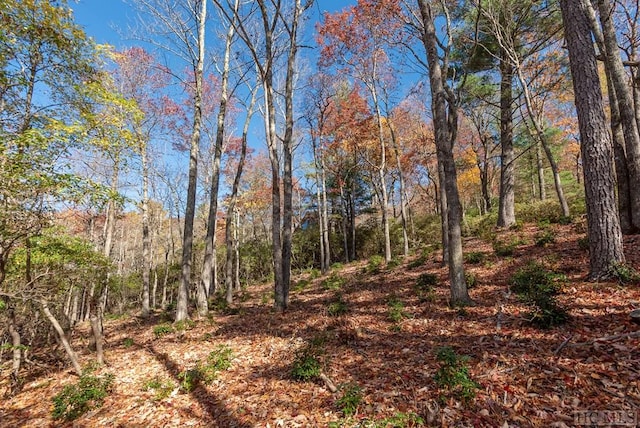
left=2, top=222, right=640, bottom=427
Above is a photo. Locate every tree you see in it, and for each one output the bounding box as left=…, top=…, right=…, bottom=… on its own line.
left=559, top=0, right=625, bottom=279
left=415, top=0, right=472, bottom=306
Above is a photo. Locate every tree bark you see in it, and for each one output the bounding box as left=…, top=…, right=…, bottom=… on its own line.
left=497, top=48, right=516, bottom=228
left=418, top=0, right=472, bottom=306
left=560, top=0, right=625, bottom=279
left=41, top=300, right=82, bottom=376
left=596, top=0, right=640, bottom=231
left=177, top=0, right=207, bottom=322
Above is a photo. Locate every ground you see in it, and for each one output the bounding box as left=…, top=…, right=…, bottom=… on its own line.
left=1, top=222, right=640, bottom=427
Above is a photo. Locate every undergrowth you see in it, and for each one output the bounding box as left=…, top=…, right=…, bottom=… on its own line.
left=52, top=373, right=114, bottom=421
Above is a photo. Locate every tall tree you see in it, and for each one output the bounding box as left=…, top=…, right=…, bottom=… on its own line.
left=559, top=0, right=625, bottom=278
left=415, top=0, right=472, bottom=306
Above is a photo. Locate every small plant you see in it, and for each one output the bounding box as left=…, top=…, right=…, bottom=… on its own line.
left=387, top=257, right=402, bottom=270
left=52, top=373, right=114, bottom=421
left=335, top=383, right=363, bottom=417
left=309, top=268, right=321, bottom=279
left=493, top=239, right=516, bottom=257
left=153, top=324, right=174, bottom=338
left=510, top=262, right=568, bottom=328
left=178, top=367, right=202, bottom=392
left=122, top=337, right=134, bottom=348
left=609, top=262, right=640, bottom=285
left=293, top=279, right=311, bottom=292
left=577, top=236, right=589, bottom=251
left=142, top=376, right=175, bottom=401
left=464, top=271, right=477, bottom=289
left=174, top=319, right=195, bottom=332
left=368, top=412, right=425, bottom=427
left=387, top=296, right=408, bottom=323
left=367, top=255, right=385, bottom=274
left=464, top=251, right=485, bottom=264
left=291, top=350, right=321, bottom=382
left=322, top=273, right=346, bottom=291
left=205, top=345, right=233, bottom=373
left=407, top=254, right=426, bottom=269
left=331, top=262, right=344, bottom=271
left=416, top=272, right=438, bottom=290
left=327, top=296, right=349, bottom=317
left=534, top=229, right=556, bottom=247
left=434, top=346, right=478, bottom=403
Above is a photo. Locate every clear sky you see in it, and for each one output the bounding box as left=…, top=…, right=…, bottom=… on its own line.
left=71, top=0, right=354, bottom=47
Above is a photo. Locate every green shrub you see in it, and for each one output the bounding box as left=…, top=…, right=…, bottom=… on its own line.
left=327, top=296, right=349, bottom=317
left=122, top=337, right=134, bottom=348
left=493, top=239, right=516, bottom=257
left=367, top=255, right=385, bottom=274
left=387, top=257, right=402, bottom=270
left=293, top=279, right=311, bottom=292
left=153, top=324, right=173, bottom=338
left=175, top=319, right=195, bottom=332
left=322, top=273, right=346, bottom=291
left=434, top=347, right=478, bottom=403
left=370, top=412, right=425, bottom=427
left=534, top=229, right=556, bottom=247
left=178, top=368, right=202, bottom=392
left=335, top=383, right=362, bottom=417
left=309, top=268, right=321, bottom=279
left=510, top=263, right=568, bottom=328
left=52, top=374, right=114, bottom=421
left=331, top=262, right=344, bottom=271
left=464, top=251, right=485, bottom=264
left=291, top=350, right=322, bottom=382
left=609, top=262, right=640, bottom=285
left=416, top=272, right=438, bottom=290
left=142, top=376, right=175, bottom=401
left=387, top=296, right=408, bottom=323
left=205, top=345, right=233, bottom=374
left=465, top=272, right=477, bottom=289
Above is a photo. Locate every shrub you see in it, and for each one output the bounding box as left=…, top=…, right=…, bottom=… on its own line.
left=510, top=262, right=568, bottom=328
left=387, top=296, right=408, bottom=323
left=52, top=374, right=114, bottom=421
left=493, top=239, right=516, bottom=257
left=174, top=319, right=195, bottom=332
left=293, top=279, right=311, bottom=292
left=153, top=324, right=173, bottom=338
left=534, top=229, right=556, bottom=247
left=407, top=254, right=427, bottom=269
left=322, top=273, right=346, bottom=291
left=370, top=412, right=424, bottom=427
left=367, top=255, right=385, bottom=274
left=464, top=251, right=485, bottom=264
left=335, top=383, right=362, bottom=417
left=387, top=257, right=402, bottom=270
left=609, top=262, right=640, bottom=285
left=291, top=350, right=322, bottom=382
left=465, top=272, right=477, bottom=289
left=331, top=262, right=344, bottom=271
left=577, top=236, right=589, bottom=251
left=178, top=368, right=202, bottom=392
left=416, top=272, right=438, bottom=290
left=122, top=337, right=134, bottom=348
left=142, top=376, right=175, bottom=401
left=434, top=347, right=478, bottom=403
left=327, top=296, right=349, bottom=317
left=205, top=345, right=233, bottom=374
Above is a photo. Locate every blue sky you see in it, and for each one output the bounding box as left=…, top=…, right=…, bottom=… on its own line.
left=71, top=0, right=354, bottom=47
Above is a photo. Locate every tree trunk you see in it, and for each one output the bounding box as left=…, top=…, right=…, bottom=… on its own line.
left=177, top=0, right=207, bottom=322
left=7, top=300, right=23, bottom=393
left=497, top=50, right=516, bottom=228
left=390, top=124, right=410, bottom=256
left=437, top=161, right=449, bottom=266
left=560, top=0, right=625, bottom=279
left=418, top=0, right=472, bottom=307
left=597, top=0, right=640, bottom=231
left=141, top=138, right=151, bottom=317
left=536, top=142, right=546, bottom=200
left=41, top=300, right=82, bottom=376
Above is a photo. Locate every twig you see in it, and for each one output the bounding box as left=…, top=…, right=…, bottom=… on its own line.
left=553, top=334, right=574, bottom=355
left=319, top=372, right=337, bottom=393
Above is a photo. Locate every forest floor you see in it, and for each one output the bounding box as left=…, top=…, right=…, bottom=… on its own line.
left=2, top=222, right=640, bottom=427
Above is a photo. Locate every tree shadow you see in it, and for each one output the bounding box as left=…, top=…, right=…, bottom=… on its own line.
left=147, top=344, right=252, bottom=428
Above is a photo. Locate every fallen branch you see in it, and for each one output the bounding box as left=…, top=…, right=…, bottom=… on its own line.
left=553, top=334, right=573, bottom=355
left=319, top=372, right=337, bottom=393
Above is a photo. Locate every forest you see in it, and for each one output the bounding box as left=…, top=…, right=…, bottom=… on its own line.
left=1, top=0, right=640, bottom=426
